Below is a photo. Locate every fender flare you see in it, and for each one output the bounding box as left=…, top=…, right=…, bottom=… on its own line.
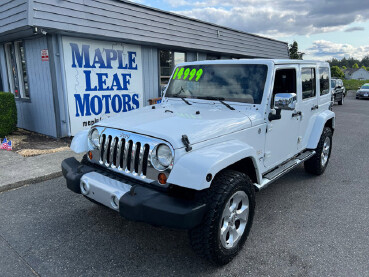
left=306, top=110, right=335, bottom=149
left=70, top=129, right=89, bottom=153
left=167, top=140, right=260, bottom=191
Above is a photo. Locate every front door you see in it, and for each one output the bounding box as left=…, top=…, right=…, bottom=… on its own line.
left=264, top=65, right=300, bottom=169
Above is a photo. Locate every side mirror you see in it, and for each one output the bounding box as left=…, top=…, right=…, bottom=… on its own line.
left=274, top=93, right=297, bottom=111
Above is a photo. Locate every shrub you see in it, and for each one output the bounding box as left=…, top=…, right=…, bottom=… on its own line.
left=0, top=92, right=17, bottom=137
left=331, top=66, right=344, bottom=78
left=343, top=79, right=369, bottom=91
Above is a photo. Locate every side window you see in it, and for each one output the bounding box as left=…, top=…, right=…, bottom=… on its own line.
left=301, top=68, right=316, bottom=99
left=319, top=67, right=330, bottom=95
left=271, top=68, right=297, bottom=106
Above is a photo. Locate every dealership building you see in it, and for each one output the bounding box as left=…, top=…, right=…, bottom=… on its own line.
left=0, top=0, right=289, bottom=137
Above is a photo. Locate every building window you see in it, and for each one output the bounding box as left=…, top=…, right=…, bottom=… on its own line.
left=319, top=67, right=330, bottom=95
left=4, top=41, right=30, bottom=99
left=159, top=50, right=185, bottom=87
left=0, top=71, right=3, bottom=91
left=301, top=68, right=316, bottom=99
left=206, top=54, right=220, bottom=60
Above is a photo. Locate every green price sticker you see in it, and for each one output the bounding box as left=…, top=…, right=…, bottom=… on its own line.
left=173, top=68, right=203, bottom=81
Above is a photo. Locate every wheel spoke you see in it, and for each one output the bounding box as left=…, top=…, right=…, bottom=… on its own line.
left=220, top=225, right=230, bottom=247
left=236, top=205, right=249, bottom=222
left=229, top=227, right=239, bottom=246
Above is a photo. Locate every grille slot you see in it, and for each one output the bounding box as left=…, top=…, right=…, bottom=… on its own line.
left=99, top=134, right=106, bottom=163
left=99, top=134, right=151, bottom=177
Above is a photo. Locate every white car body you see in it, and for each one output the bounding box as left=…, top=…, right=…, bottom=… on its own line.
left=71, top=59, right=335, bottom=191
left=63, top=59, right=335, bottom=263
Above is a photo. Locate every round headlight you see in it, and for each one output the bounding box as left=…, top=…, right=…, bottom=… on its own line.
left=88, top=128, right=100, bottom=149
left=157, top=144, right=172, bottom=167
left=151, top=144, right=173, bottom=170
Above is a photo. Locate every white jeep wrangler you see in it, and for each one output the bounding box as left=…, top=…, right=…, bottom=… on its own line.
left=62, top=59, right=335, bottom=265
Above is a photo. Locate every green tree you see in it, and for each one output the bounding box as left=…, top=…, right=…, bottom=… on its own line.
left=352, top=63, right=359, bottom=69
left=289, top=41, right=304, bottom=60
left=342, top=66, right=347, bottom=70
left=331, top=66, right=344, bottom=78
left=361, top=65, right=367, bottom=70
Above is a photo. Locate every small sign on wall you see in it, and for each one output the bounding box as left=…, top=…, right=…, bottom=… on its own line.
left=41, top=49, right=49, bottom=61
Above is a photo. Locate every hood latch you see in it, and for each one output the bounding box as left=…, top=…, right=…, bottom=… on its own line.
left=182, top=135, right=192, bottom=152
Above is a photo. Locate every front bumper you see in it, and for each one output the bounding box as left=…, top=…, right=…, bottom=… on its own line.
left=61, top=157, right=206, bottom=229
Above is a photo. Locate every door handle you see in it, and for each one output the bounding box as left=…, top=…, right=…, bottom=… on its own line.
left=311, top=105, right=319, bottom=111
left=292, top=111, right=302, bottom=117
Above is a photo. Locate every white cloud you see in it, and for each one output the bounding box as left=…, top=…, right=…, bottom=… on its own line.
left=305, top=40, right=369, bottom=60
left=165, top=0, right=369, bottom=37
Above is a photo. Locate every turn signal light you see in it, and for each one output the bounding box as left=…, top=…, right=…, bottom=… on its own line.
left=158, top=173, right=167, bottom=185
left=88, top=151, right=93, bottom=160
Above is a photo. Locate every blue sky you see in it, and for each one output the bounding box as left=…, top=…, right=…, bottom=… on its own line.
left=130, top=0, right=369, bottom=61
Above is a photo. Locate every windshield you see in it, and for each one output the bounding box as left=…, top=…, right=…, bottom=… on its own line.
left=331, top=80, right=336, bottom=87
left=165, top=64, right=268, bottom=104
left=361, top=85, right=369, bottom=89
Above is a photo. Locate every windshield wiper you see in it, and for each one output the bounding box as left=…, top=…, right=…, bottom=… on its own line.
left=180, top=97, right=192, bottom=105
left=196, top=96, right=235, bottom=110
left=169, top=95, right=192, bottom=105
left=173, top=86, right=185, bottom=96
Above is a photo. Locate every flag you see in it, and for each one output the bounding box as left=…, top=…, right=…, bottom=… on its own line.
left=7, top=140, right=12, bottom=151
left=0, top=138, right=7, bottom=150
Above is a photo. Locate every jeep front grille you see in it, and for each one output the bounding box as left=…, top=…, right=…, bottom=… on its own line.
left=99, top=134, right=151, bottom=177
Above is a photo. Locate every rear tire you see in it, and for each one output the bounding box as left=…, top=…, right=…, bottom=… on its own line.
left=304, top=127, right=333, bottom=175
left=189, top=170, right=255, bottom=265
left=338, top=94, right=344, bottom=105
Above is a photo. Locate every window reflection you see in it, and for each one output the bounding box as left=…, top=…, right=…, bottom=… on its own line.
left=319, top=67, right=329, bottom=95
left=4, top=41, right=30, bottom=99
left=160, top=50, right=185, bottom=88
left=301, top=68, right=316, bottom=99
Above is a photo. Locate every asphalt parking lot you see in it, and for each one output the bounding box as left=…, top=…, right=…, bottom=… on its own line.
left=1, top=93, right=369, bottom=277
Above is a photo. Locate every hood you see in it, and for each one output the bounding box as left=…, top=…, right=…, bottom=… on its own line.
left=96, top=100, right=257, bottom=149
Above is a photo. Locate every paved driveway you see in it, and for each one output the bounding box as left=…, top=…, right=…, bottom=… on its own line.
left=1, top=93, right=369, bottom=276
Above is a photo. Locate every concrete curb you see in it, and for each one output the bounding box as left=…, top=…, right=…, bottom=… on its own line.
left=0, top=171, right=63, bottom=193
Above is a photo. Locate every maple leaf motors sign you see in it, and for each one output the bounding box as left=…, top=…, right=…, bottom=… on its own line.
left=62, top=36, right=143, bottom=135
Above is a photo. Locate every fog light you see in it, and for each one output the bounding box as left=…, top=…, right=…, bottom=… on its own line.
left=158, top=173, right=167, bottom=185
left=111, top=195, right=119, bottom=209
left=80, top=180, right=90, bottom=195
left=88, top=151, right=93, bottom=160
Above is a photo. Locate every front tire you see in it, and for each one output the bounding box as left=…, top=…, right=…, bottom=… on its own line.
left=189, top=170, right=255, bottom=265
left=304, top=127, right=333, bottom=175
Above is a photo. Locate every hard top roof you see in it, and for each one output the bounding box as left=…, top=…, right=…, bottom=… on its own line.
left=178, top=59, right=329, bottom=67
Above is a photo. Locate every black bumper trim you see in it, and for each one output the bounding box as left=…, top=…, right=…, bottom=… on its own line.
left=61, top=157, right=206, bottom=229
left=61, top=157, right=95, bottom=194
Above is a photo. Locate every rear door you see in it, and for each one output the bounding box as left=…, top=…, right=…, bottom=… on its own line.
left=297, top=66, right=318, bottom=150
left=318, top=66, right=331, bottom=111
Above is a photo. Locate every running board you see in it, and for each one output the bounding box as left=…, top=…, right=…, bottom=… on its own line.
left=255, top=150, right=316, bottom=191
